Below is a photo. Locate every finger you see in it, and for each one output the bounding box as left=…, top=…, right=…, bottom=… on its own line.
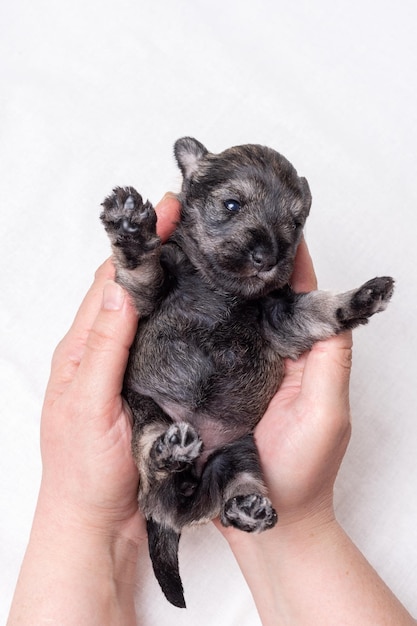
left=72, top=280, right=139, bottom=418
left=155, top=192, right=181, bottom=241
left=290, top=238, right=318, bottom=292
left=300, top=331, right=353, bottom=414
left=47, top=259, right=116, bottom=396
left=64, top=258, right=116, bottom=348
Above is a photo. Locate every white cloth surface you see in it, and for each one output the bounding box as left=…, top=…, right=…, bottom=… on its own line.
left=1, top=0, right=417, bottom=623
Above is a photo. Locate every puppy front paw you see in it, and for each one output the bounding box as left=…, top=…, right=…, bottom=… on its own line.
left=151, top=423, right=203, bottom=472
left=338, top=276, right=394, bottom=329
left=100, top=187, right=160, bottom=266
left=222, top=494, right=277, bottom=533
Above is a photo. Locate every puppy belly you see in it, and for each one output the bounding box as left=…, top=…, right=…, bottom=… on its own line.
left=152, top=398, right=254, bottom=458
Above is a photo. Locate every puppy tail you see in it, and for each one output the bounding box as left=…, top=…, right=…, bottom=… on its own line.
left=147, top=518, right=186, bottom=609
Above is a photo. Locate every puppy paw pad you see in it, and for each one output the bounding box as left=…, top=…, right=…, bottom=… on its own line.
left=351, top=276, right=395, bottom=315
left=222, top=494, right=277, bottom=533
left=100, top=186, right=156, bottom=238
left=153, top=423, right=203, bottom=471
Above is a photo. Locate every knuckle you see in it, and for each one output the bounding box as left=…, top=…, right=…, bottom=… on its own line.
left=86, top=322, right=116, bottom=352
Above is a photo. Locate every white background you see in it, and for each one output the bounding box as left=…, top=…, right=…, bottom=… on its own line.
left=1, top=1, right=416, bottom=623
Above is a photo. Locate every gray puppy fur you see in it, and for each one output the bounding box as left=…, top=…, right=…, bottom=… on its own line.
left=100, top=137, right=394, bottom=608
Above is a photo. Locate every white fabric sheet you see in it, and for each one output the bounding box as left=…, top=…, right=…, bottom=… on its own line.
left=1, top=1, right=416, bottom=623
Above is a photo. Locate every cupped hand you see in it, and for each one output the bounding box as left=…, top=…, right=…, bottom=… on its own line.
left=255, top=239, right=352, bottom=525
left=218, top=239, right=352, bottom=541
left=38, top=193, right=181, bottom=541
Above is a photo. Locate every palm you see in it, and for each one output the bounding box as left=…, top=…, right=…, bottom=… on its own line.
left=255, top=336, right=352, bottom=522
left=39, top=259, right=146, bottom=540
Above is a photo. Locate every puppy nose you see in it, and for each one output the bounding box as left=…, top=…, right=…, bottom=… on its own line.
left=250, top=246, right=277, bottom=272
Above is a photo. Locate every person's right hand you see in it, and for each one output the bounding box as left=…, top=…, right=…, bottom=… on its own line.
left=220, top=239, right=352, bottom=538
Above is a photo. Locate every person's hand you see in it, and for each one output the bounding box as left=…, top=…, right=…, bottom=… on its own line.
left=7, top=194, right=181, bottom=626
left=256, top=239, right=352, bottom=527
left=38, top=193, right=181, bottom=542
left=218, top=238, right=352, bottom=539
left=213, top=242, right=416, bottom=626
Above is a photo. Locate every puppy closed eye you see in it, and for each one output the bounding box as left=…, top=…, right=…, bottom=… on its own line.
left=224, top=199, right=242, bottom=212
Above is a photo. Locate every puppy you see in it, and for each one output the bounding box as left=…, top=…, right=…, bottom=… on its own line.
left=100, top=138, right=394, bottom=608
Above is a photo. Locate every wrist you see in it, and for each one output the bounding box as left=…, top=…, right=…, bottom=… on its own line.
left=224, top=491, right=336, bottom=549
left=222, top=507, right=341, bottom=625
left=225, top=503, right=339, bottom=568
left=223, top=509, right=416, bottom=626
left=32, top=486, right=144, bottom=583
left=8, top=490, right=143, bottom=625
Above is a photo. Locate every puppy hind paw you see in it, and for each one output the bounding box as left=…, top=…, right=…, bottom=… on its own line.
left=151, top=423, right=203, bottom=472
left=222, top=494, right=278, bottom=533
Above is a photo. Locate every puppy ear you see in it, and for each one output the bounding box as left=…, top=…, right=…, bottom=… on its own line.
left=174, top=137, right=208, bottom=179
left=299, top=176, right=312, bottom=215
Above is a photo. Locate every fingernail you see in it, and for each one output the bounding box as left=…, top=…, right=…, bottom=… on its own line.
left=102, top=280, right=125, bottom=311
left=161, top=191, right=179, bottom=202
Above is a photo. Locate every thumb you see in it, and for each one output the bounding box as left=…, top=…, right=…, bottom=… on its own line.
left=73, top=280, right=138, bottom=413
left=300, top=331, right=353, bottom=414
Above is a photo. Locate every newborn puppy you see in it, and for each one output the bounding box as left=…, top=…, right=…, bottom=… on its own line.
left=101, top=138, right=394, bottom=608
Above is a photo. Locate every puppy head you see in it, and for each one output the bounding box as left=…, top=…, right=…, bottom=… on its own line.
left=174, top=137, right=312, bottom=297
